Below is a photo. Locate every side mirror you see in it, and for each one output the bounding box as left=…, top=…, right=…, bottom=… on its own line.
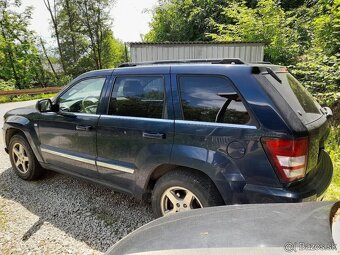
left=36, top=99, right=56, bottom=113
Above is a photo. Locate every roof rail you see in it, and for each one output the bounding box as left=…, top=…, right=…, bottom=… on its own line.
left=118, top=58, right=246, bottom=67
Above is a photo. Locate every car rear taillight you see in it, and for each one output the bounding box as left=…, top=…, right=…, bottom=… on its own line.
left=261, top=137, right=309, bottom=183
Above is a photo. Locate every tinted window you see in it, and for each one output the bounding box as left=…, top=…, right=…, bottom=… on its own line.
left=109, top=76, right=164, bottom=118
left=284, top=74, right=320, bottom=114
left=264, top=72, right=322, bottom=124
left=58, top=77, right=106, bottom=114
left=179, top=76, right=250, bottom=124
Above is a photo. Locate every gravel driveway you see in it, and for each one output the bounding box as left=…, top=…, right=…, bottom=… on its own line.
left=0, top=100, right=153, bottom=254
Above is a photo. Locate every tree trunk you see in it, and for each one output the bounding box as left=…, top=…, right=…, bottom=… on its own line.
left=42, top=0, right=67, bottom=74
left=40, top=37, right=59, bottom=80
left=64, top=0, right=77, bottom=64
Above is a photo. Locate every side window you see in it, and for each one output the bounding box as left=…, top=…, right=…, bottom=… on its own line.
left=108, top=76, right=165, bottom=118
left=58, top=77, right=106, bottom=114
left=178, top=76, right=250, bottom=125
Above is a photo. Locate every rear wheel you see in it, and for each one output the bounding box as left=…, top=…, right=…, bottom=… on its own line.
left=9, top=134, right=44, bottom=180
left=151, top=169, right=224, bottom=218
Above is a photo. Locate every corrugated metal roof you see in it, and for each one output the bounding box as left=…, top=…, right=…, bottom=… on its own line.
left=128, top=41, right=264, bottom=45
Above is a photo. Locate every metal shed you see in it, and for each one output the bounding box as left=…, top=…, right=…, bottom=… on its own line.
left=128, top=42, right=264, bottom=63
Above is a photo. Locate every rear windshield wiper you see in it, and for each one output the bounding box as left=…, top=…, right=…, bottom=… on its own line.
left=266, top=67, right=282, bottom=84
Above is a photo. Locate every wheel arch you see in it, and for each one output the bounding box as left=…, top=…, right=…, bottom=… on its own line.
left=4, top=122, right=43, bottom=162
left=5, top=128, right=26, bottom=148
left=142, top=164, right=227, bottom=204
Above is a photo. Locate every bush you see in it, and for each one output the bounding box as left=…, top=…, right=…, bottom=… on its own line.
left=0, top=79, right=15, bottom=91
left=0, top=93, right=56, bottom=104
left=324, top=127, right=340, bottom=201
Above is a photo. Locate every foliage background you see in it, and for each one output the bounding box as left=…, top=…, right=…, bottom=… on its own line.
left=0, top=0, right=126, bottom=90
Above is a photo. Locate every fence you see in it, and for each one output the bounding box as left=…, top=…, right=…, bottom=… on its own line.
left=0, top=87, right=63, bottom=97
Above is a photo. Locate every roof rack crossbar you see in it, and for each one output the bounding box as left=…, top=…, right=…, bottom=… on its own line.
left=118, top=58, right=246, bottom=67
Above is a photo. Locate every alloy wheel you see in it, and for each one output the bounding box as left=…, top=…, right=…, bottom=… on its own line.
left=12, top=142, right=30, bottom=174
left=160, top=186, right=203, bottom=216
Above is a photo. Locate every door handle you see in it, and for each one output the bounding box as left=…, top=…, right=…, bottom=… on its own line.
left=76, top=125, right=92, bottom=131
left=142, top=132, right=166, bottom=139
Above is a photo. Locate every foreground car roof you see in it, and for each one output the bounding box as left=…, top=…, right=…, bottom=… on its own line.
left=106, top=202, right=339, bottom=255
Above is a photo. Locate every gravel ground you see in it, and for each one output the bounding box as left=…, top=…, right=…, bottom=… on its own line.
left=0, top=100, right=154, bottom=254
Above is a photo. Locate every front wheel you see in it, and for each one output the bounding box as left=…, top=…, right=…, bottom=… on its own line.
left=8, top=134, right=44, bottom=180
left=151, top=169, right=224, bottom=218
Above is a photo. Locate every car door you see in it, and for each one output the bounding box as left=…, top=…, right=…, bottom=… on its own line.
left=38, top=76, right=108, bottom=177
left=96, top=72, right=174, bottom=194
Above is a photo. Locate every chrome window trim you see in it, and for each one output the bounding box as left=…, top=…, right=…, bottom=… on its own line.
left=71, top=112, right=100, bottom=117
left=41, top=148, right=96, bottom=165
left=100, top=114, right=174, bottom=123
left=175, top=120, right=257, bottom=129
left=96, top=161, right=135, bottom=174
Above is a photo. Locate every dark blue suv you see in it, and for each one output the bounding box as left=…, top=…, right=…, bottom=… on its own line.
left=3, top=59, right=333, bottom=217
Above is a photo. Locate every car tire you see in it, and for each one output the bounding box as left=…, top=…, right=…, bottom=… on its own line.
left=152, top=169, right=224, bottom=218
left=8, top=134, right=44, bottom=180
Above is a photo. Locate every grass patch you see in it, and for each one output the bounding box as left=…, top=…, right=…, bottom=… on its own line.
left=91, top=208, right=120, bottom=226
left=324, top=127, right=340, bottom=201
left=0, top=93, right=56, bottom=104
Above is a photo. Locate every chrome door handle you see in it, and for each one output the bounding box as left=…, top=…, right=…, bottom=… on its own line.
left=142, top=132, right=166, bottom=139
left=76, top=125, right=92, bottom=131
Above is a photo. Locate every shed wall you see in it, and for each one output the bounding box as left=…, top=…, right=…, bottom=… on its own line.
left=130, top=43, right=264, bottom=62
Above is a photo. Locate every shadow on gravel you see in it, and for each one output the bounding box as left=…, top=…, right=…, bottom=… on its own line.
left=0, top=167, right=154, bottom=252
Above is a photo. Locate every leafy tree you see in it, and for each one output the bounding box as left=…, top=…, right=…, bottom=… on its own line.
left=75, top=0, right=115, bottom=69
left=0, top=0, right=45, bottom=88
left=43, top=0, right=66, bottom=73
left=42, top=0, right=125, bottom=77
left=101, top=30, right=125, bottom=68
left=144, top=0, right=230, bottom=42
left=56, top=0, right=89, bottom=76
left=290, top=0, right=340, bottom=98
left=208, top=0, right=300, bottom=65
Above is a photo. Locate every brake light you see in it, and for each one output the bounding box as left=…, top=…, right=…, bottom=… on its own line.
left=278, top=66, right=288, bottom=73
left=261, top=137, right=308, bottom=182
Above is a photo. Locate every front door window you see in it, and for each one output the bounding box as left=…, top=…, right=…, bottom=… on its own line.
left=58, top=77, right=106, bottom=114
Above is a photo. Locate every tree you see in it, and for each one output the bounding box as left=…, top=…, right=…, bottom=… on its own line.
left=42, top=0, right=66, bottom=73
left=208, top=0, right=300, bottom=65
left=42, top=0, right=124, bottom=77
left=56, top=0, right=89, bottom=76
left=290, top=0, right=340, bottom=95
left=0, top=0, right=45, bottom=88
left=101, top=30, right=125, bottom=68
left=75, top=0, right=115, bottom=69
left=144, top=0, right=230, bottom=42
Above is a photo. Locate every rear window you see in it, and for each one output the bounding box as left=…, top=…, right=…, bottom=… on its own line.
left=282, top=74, right=320, bottom=114
left=178, top=75, right=250, bottom=125
left=264, top=72, right=322, bottom=124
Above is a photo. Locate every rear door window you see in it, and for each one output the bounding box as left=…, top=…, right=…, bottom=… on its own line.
left=178, top=75, right=250, bottom=125
left=108, top=76, right=165, bottom=118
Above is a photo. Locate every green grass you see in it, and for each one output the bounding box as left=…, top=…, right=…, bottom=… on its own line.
left=324, top=127, right=340, bottom=201
left=0, top=93, right=56, bottom=104
left=91, top=208, right=120, bottom=226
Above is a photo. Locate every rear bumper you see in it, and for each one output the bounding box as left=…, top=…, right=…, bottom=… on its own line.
left=243, top=149, right=333, bottom=203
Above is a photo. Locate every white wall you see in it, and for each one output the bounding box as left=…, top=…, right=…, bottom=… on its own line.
left=130, top=43, right=264, bottom=63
